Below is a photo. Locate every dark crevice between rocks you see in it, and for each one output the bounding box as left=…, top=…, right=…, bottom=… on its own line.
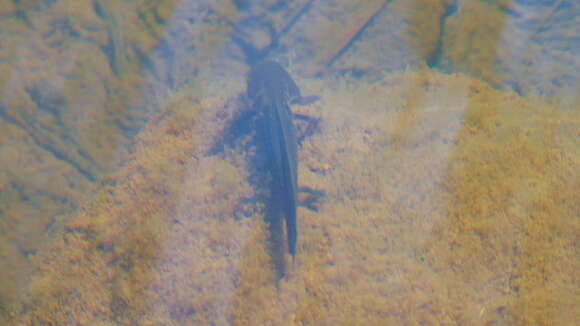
left=25, top=86, right=66, bottom=129
left=102, top=29, right=121, bottom=76
left=426, top=0, right=458, bottom=69
left=231, top=1, right=316, bottom=65
left=326, top=0, right=390, bottom=69
left=0, top=106, right=97, bottom=182
left=93, top=0, right=106, bottom=19
left=277, top=0, right=316, bottom=46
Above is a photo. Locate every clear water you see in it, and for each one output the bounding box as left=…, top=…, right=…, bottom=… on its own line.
left=0, top=1, right=578, bottom=325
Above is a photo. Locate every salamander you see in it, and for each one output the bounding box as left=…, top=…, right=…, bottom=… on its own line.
left=247, top=61, right=301, bottom=262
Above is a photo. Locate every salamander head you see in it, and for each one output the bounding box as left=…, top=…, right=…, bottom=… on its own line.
left=247, top=61, right=301, bottom=105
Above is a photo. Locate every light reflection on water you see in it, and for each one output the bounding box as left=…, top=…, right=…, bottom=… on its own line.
left=0, top=1, right=577, bottom=325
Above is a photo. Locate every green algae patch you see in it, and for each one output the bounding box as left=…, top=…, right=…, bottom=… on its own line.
left=5, top=69, right=579, bottom=326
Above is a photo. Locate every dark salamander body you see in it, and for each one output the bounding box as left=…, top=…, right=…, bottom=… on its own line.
left=247, top=61, right=300, bottom=273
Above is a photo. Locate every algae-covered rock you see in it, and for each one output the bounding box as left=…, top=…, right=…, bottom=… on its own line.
left=6, top=68, right=577, bottom=325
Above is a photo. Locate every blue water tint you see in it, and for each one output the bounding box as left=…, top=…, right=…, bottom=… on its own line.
left=0, top=1, right=578, bottom=325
